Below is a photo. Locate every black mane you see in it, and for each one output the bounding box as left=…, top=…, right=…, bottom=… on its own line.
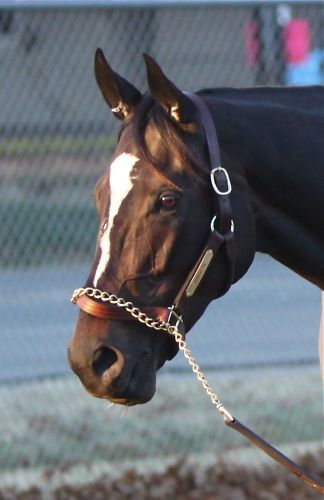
left=199, top=85, right=324, bottom=116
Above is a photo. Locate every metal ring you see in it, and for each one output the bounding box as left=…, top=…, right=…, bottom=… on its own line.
left=210, top=216, right=234, bottom=234
left=210, top=215, right=217, bottom=232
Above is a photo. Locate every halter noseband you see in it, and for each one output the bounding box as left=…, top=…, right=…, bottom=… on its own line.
left=73, top=93, right=237, bottom=329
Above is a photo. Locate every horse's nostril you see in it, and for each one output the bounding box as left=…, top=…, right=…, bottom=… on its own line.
left=92, top=347, right=118, bottom=376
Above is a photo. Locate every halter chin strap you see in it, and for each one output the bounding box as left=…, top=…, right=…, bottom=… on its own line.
left=76, top=93, right=236, bottom=329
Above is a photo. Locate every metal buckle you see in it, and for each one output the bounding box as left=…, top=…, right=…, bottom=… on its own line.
left=167, top=305, right=183, bottom=329
left=210, top=167, right=232, bottom=196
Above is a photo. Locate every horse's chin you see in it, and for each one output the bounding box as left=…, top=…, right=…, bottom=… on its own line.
left=81, top=360, right=158, bottom=406
left=105, top=395, right=153, bottom=407
left=99, top=389, right=156, bottom=406
left=107, top=374, right=156, bottom=406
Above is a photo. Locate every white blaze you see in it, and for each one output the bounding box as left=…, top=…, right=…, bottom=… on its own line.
left=93, top=153, right=139, bottom=286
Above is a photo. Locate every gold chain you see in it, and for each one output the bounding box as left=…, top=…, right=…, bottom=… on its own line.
left=71, top=287, right=233, bottom=422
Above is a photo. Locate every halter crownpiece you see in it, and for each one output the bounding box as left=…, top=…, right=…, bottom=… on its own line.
left=71, top=93, right=323, bottom=493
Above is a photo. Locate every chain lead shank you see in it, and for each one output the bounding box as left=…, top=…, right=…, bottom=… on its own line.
left=71, top=287, right=324, bottom=493
left=72, top=287, right=229, bottom=417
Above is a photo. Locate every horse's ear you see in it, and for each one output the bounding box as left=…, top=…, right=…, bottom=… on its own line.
left=94, top=48, right=142, bottom=120
left=143, top=53, right=197, bottom=126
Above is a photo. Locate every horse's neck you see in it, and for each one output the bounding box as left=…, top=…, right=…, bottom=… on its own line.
left=212, top=91, right=324, bottom=289
left=252, top=198, right=324, bottom=288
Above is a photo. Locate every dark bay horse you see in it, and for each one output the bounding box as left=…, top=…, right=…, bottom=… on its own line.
left=68, top=49, right=324, bottom=406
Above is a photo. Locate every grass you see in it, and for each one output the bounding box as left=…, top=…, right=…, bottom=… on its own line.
left=0, top=366, right=321, bottom=472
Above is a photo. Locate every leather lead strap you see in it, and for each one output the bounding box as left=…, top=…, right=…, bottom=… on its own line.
left=226, top=418, right=324, bottom=493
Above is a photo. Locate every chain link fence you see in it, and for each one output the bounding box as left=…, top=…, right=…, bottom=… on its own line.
left=0, top=0, right=323, bottom=495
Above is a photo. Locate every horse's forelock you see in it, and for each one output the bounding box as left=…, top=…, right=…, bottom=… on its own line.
left=130, top=95, right=207, bottom=182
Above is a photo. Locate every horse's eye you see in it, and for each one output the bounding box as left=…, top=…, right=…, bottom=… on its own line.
left=159, top=192, right=180, bottom=210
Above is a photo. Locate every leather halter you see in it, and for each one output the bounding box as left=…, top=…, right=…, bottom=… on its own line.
left=76, top=93, right=236, bottom=328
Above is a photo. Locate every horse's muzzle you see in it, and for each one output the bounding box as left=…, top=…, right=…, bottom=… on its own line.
left=68, top=341, right=157, bottom=405
left=67, top=312, right=172, bottom=404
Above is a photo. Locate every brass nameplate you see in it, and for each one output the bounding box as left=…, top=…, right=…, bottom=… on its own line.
left=185, top=249, right=214, bottom=297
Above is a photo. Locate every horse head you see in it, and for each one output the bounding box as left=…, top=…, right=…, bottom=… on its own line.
left=68, top=49, right=256, bottom=405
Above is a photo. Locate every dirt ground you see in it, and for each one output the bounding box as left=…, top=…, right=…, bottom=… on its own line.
left=1, top=448, right=323, bottom=500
